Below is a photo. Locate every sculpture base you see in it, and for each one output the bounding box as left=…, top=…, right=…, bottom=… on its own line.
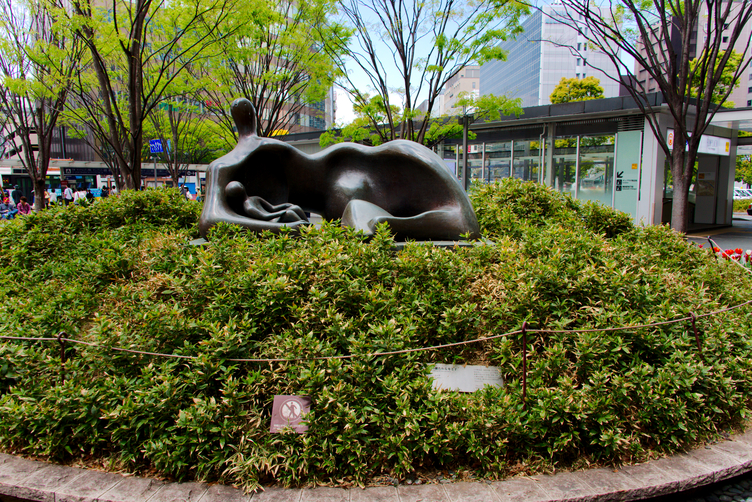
left=189, top=237, right=487, bottom=250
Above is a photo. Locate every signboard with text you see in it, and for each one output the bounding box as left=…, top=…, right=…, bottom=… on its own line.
left=667, top=129, right=730, bottom=156
left=430, top=364, right=504, bottom=393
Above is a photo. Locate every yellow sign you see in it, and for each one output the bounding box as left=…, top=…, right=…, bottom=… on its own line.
left=631, top=163, right=638, bottom=170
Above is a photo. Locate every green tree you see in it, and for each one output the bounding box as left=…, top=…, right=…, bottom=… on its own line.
left=0, top=0, right=82, bottom=210
left=320, top=92, right=522, bottom=148
left=143, top=98, right=233, bottom=188
left=325, top=0, right=527, bottom=146
left=689, top=50, right=742, bottom=108
left=737, top=155, right=752, bottom=187
left=63, top=0, right=235, bottom=190
left=534, top=0, right=752, bottom=234
left=549, top=76, right=604, bottom=103
left=199, top=0, right=347, bottom=140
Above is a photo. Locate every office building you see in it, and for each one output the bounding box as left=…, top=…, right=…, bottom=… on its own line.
left=479, top=4, right=622, bottom=107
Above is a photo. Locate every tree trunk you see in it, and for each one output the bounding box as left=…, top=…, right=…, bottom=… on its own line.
left=33, top=177, right=47, bottom=212
left=670, top=147, right=689, bottom=234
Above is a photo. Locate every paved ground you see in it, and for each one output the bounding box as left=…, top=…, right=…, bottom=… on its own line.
left=1, top=428, right=752, bottom=502
left=686, top=214, right=752, bottom=251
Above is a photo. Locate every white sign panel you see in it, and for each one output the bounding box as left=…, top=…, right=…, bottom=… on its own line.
left=430, top=364, right=504, bottom=393
left=667, top=129, right=730, bottom=156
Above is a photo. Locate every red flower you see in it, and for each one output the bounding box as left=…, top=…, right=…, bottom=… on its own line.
left=735, top=248, right=743, bottom=255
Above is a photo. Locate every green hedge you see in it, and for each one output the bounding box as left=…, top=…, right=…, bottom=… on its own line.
left=0, top=182, right=750, bottom=490
left=734, top=198, right=752, bottom=212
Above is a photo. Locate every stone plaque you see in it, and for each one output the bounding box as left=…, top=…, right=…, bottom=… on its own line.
left=270, top=395, right=311, bottom=433
left=430, top=364, right=504, bottom=393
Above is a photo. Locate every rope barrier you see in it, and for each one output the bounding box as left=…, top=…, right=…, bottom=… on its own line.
left=0, top=298, right=749, bottom=364
left=707, top=237, right=752, bottom=275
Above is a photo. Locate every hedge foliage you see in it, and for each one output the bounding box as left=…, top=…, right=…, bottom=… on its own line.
left=0, top=182, right=750, bottom=491
left=734, top=198, right=752, bottom=212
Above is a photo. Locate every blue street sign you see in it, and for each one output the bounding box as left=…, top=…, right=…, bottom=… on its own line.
left=149, top=139, right=163, bottom=153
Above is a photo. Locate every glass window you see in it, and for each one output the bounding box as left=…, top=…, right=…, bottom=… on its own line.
left=553, top=137, right=577, bottom=197
left=577, top=135, right=615, bottom=207
left=485, top=142, right=512, bottom=181
left=513, top=140, right=541, bottom=182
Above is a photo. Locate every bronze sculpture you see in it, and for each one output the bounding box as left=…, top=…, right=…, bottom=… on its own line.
left=198, top=98, right=481, bottom=241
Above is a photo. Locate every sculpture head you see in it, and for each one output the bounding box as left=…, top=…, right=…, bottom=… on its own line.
left=231, top=98, right=258, bottom=138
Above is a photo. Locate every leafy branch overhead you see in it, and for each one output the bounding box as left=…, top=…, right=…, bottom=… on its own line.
left=324, top=0, right=528, bottom=146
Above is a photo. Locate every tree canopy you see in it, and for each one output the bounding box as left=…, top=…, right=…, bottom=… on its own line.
left=0, top=0, right=82, bottom=209
left=63, top=0, right=236, bottom=190
left=199, top=0, right=347, bottom=140
left=320, top=91, right=522, bottom=148
left=326, top=0, right=527, bottom=146
left=549, top=76, right=604, bottom=103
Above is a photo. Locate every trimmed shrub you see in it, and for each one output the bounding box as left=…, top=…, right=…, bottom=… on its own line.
left=0, top=182, right=750, bottom=491
left=734, top=198, right=752, bottom=212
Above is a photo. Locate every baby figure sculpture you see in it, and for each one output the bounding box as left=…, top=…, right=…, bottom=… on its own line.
left=198, top=98, right=481, bottom=241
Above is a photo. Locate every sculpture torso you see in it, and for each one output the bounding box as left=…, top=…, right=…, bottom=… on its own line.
left=199, top=99, right=481, bottom=241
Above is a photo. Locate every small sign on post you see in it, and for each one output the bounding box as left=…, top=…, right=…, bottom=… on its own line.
left=270, top=395, right=311, bottom=434
left=430, top=364, right=504, bottom=393
left=149, top=139, right=163, bottom=154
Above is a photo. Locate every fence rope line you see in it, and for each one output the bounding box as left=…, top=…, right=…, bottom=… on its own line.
left=707, top=237, right=752, bottom=275
left=1, top=298, right=750, bottom=364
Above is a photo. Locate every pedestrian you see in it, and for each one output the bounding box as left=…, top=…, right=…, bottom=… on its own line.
left=86, top=189, right=94, bottom=202
left=48, top=188, right=57, bottom=206
left=44, top=188, right=51, bottom=209
left=16, top=196, right=31, bottom=216
left=10, top=185, right=21, bottom=207
left=180, top=185, right=189, bottom=199
left=63, top=185, right=74, bottom=206
left=74, top=186, right=87, bottom=204
left=101, top=186, right=109, bottom=198
left=195, top=187, right=202, bottom=202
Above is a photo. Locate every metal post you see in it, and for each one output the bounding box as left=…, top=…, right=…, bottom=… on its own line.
left=462, top=115, right=469, bottom=190
left=57, top=332, right=67, bottom=384
left=521, top=321, right=528, bottom=410
left=481, top=142, right=486, bottom=183
left=690, top=313, right=703, bottom=358
left=153, top=156, right=157, bottom=188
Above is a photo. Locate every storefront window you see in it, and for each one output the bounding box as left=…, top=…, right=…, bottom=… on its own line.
left=577, top=135, right=615, bottom=207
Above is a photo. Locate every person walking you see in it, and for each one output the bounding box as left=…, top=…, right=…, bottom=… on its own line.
left=16, top=196, right=31, bottom=216
left=63, top=185, right=74, bottom=206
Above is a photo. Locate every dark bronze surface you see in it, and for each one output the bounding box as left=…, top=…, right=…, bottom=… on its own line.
left=199, top=99, right=481, bottom=241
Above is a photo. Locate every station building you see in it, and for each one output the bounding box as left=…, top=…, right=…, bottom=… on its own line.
left=281, top=93, right=750, bottom=231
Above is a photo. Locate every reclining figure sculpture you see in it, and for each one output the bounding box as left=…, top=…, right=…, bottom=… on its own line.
left=198, top=98, right=481, bottom=241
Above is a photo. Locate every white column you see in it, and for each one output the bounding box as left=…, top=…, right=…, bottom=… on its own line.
left=635, top=116, right=667, bottom=226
